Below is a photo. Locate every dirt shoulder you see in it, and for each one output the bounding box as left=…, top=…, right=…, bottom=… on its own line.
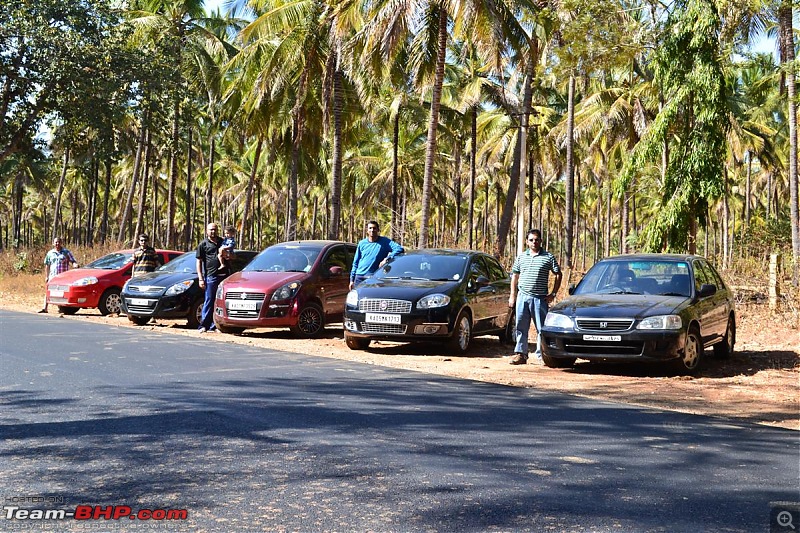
left=2, top=276, right=798, bottom=431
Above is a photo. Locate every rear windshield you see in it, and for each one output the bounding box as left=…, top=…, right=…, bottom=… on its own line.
left=244, top=246, right=321, bottom=273
left=84, top=252, right=132, bottom=270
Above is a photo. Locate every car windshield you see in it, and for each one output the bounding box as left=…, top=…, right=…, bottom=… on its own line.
left=157, top=252, right=196, bottom=273
left=375, top=254, right=468, bottom=281
left=574, top=260, right=691, bottom=297
left=244, top=246, right=320, bottom=273
left=84, top=252, right=132, bottom=270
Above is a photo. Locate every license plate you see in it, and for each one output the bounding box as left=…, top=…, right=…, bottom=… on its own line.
left=50, top=290, right=64, bottom=297
left=365, top=313, right=402, bottom=324
left=129, top=298, right=152, bottom=307
left=583, top=334, right=621, bottom=341
left=228, top=301, right=257, bottom=311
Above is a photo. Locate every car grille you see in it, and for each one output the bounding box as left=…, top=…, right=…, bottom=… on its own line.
left=49, top=285, right=69, bottom=291
left=225, top=292, right=265, bottom=318
left=360, top=323, right=408, bottom=335
left=127, top=285, right=164, bottom=294
left=576, top=319, right=634, bottom=331
left=358, top=299, right=412, bottom=314
left=125, top=299, right=157, bottom=314
left=226, top=292, right=266, bottom=301
left=564, top=339, right=644, bottom=356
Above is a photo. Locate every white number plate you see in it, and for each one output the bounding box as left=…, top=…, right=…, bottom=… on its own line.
left=228, top=301, right=257, bottom=311
left=583, top=334, right=621, bottom=342
left=50, top=290, right=64, bottom=297
left=365, top=313, right=402, bottom=324
left=129, top=298, right=152, bottom=307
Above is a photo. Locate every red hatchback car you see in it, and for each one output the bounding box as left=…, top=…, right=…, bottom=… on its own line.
left=46, top=249, right=183, bottom=315
left=213, top=240, right=355, bottom=337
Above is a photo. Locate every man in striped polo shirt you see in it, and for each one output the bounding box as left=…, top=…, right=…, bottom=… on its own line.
left=509, top=229, right=562, bottom=365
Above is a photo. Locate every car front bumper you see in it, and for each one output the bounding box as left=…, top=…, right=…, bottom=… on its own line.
left=540, top=327, right=686, bottom=362
left=343, top=307, right=455, bottom=342
left=46, top=284, right=100, bottom=308
left=121, top=291, right=193, bottom=319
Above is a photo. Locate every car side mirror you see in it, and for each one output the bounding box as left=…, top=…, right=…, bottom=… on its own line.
left=475, top=275, right=490, bottom=286
left=329, top=265, right=344, bottom=277
left=697, top=283, right=717, bottom=298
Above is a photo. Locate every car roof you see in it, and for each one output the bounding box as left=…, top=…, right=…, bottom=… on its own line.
left=601, top=253, right=705, bottom=262
left=400, top=248, right=483, bottom=257
left=267, top=240, right=352, bottom=248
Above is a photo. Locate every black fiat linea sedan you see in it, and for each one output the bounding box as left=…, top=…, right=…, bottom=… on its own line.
left=540, top=254, right=735, bottom=374
left=343, top=249, right=515, bottom=353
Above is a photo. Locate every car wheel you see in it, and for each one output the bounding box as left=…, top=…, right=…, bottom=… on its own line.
left=98, top=288, right=122, bottom=315
left=215, top=322, right=245, bottom=334
left=57, top=306, right=79, bottom=315
left=713, top=317, right=735, bottom=359
left=291, top=303, right=324, bottom=338
left=127, top=315, right=150, bottom=326
left=542, top=354, right=576, bottom=368
left=187, top=298, right=203, bottom=329
left=448, top=311, right=472, bottom=354
left=498, top=310, right=516, bottom=345
left=345, top=333, right=370, bottom=350
left=676, top=326, right=703, bottom=374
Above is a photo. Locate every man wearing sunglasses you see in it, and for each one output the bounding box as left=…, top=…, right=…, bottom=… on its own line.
left=509, top=229, right=562, bottom=365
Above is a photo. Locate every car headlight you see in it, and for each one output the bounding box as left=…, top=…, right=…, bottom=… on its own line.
left=346, top=290, right=359, bottom=307
left=417, top=294, right=450, bottom=309
left=165, top=280, right=193, bottom=296
left=216, top=285, right=223, bottom=299
left=637, top=315, right=682, bottom=330
left=271, top=281, right=301, bottom=301
left=544, top=312, right=573, bottom=329
left=71, top=277, right=98, bottom=286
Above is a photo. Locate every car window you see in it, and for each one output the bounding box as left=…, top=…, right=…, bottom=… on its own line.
left=705, top=261, right=726, bottom=290
left=230, top=252, right=256, bottom=273
left=575, top=260, right=690, bottom=296
left=322, top=246, right=351, bottom=272
left=693, top=261, right=715, bottom=291
left=376, top=254, right=468, bottom=281
left=157, top=252, right=196, bottom=273
left=245, top=246, right=321, bottom=273
left=481, top=255, right=509, bottom=281
left=85, top=252, right=132, bottom=270
left=470, top=257, right=491, bottom=281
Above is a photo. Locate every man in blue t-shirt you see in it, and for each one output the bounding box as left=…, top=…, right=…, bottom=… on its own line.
left=349, top=221, right=404, bottom=289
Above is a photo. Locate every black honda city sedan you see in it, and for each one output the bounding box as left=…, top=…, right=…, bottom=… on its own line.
left=343, top=249, right=514, bottom=353
left=540, top=254, right=735, bottom=374
left=120, top=250, right=256, bottom=327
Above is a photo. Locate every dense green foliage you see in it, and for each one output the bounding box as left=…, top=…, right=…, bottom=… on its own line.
left=0, top=0, right=797, bottom=273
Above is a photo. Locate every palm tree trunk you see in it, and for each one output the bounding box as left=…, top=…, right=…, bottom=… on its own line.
left=241, top=137, right=264, bottom=249
left=328, top=65, right=343, bottom=240
left=206, top=133, right=216, bottom=228
left=184, top=127, right=192, bottom=250
left=166, top=96, right=180, bottom=248
left=779, top=1, right=798, bottom=282
left=134, top=128, right=151, bottom=242
left=51, top=147, right=70, bottom=242
left=469, top=108, right=477, bottom=250
left=118, top=123, right=147, bottom=242
left=564, top=74, right=576, bottom=268
left=453, top=138, right=462, bottom=246
left=99, top=159, right=112, bottom=244
left=391, top=111, right=400, bottom=240
left=418, top=7, right=448, bottom=248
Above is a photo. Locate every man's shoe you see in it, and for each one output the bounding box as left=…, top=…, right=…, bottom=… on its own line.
left=509, top=353, right=528, bottom=365
left=37, top=308, right=47, bottom=314
left=530, top=356, right=544, bottom=366
left=198, top=327, right=207, bottom=334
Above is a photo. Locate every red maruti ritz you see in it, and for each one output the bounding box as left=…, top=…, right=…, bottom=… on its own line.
left=213, top=240, right=355, bottom=337
left=46, top=249, right=183, bottom=315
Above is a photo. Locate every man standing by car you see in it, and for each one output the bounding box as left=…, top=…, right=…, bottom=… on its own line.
left=132, top=234, right=161, bottom=275
left=509, top=229, right=562, bottom=365
left=349, top=221, right=405, bottom=290
left=196, top=223, right=225, bottom=333
left=39, top=237, right=79, bottom=313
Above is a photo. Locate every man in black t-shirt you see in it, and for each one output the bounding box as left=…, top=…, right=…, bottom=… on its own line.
left=195, top=223, right=226, bottom=332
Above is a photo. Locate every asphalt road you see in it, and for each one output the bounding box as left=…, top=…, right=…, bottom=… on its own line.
left=1, top=309, right=798, bottom=532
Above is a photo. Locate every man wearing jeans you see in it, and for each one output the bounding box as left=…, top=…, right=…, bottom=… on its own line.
left=508, top=229, right=562, bottom=365
left=196, top=223, right=226, bottom=333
